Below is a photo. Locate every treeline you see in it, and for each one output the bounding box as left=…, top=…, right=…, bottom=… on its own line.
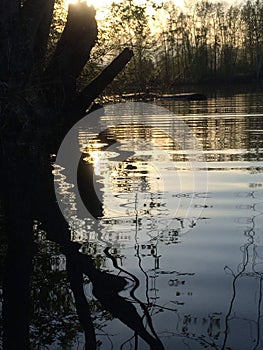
left=87, top=0, right=263, bottom=93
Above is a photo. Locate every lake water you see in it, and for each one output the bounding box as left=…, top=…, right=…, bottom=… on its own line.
left=17, top=90, right=263, bottom=349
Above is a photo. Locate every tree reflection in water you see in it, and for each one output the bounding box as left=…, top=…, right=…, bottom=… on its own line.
left=1, top=180, right=262, bottom=349
left=0, top=128, right=215, bottom=349
left=30, top=232, right=82, bottom=349
left=1, top=103, right=263, bottom=349
left=222, top=191, right=263, bottom=350
left=28, top=230, right=165, bottom=350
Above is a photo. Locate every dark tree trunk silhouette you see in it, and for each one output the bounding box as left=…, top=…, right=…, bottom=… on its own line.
left=75, top=47, right=134, bottom=115
left=0, top=1, right=133, bottom=348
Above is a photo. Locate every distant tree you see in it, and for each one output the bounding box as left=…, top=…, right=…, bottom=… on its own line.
left=100, top=0, right=155, bottom=93
left=76, top=0, right=263, bottom=91
left=220, top=5, right=241, bottom=79
left=241, top=0, right=263, bottom=81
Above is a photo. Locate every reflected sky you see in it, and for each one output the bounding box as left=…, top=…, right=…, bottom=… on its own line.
left=48, top=92, right=263, bottom=349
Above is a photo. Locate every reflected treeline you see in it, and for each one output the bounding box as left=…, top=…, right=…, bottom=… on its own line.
left=158, top=96, right=263, bottom=165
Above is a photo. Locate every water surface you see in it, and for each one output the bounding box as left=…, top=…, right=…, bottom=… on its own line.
left=31, top=91, right=263, bottom=349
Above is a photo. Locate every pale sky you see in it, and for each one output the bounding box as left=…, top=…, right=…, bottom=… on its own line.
left=65, top=0, right=185, bottom=12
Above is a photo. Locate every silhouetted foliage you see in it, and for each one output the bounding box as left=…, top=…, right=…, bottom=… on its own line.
left=97, top=0, right=263, bottom=93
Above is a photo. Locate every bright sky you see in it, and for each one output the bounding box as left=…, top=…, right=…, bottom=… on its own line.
left=65, top=0, right=185, bottom=11
left=65, top=0, right=111, bottom=9
left=65, top=0, right=187, bottom=26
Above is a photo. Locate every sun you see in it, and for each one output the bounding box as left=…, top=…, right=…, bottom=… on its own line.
left=65, top=0, right=111, bottom=9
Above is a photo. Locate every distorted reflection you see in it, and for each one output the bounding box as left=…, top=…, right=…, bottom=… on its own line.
left=222, top=193, right=263, bottom=350
left=1, top=92, right=263, bottom=349
left=52, top=103, right=208, bottom=349
left=52, top=95, right=263, bottom=349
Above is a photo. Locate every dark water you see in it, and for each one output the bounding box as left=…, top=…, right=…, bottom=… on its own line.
left=1, top=90, right=263, bottom=349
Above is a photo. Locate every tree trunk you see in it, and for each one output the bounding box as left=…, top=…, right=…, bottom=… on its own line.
left=44, top=3, right=98, bottom=105
left=0, top=0, right=19, bottom=80
left=0, top=2, right=133, bottom=348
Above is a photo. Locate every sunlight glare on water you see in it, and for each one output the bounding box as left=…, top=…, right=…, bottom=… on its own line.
left=52, top=90, right=263, bottom=349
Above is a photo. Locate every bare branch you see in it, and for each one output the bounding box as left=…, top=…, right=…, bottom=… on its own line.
left=75, top=48, right=134, bottom=115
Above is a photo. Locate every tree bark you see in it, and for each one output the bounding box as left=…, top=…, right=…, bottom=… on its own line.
left=0, top=0, right=20, bottom=80
left=29, top=0, right=56, bottom=72
left=44, top=3, right=98, bottom=105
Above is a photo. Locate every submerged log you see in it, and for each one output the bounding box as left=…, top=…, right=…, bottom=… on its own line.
left=157, top=92, right=207, bottom=101
left=119, top=92, right=207, bottom=102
